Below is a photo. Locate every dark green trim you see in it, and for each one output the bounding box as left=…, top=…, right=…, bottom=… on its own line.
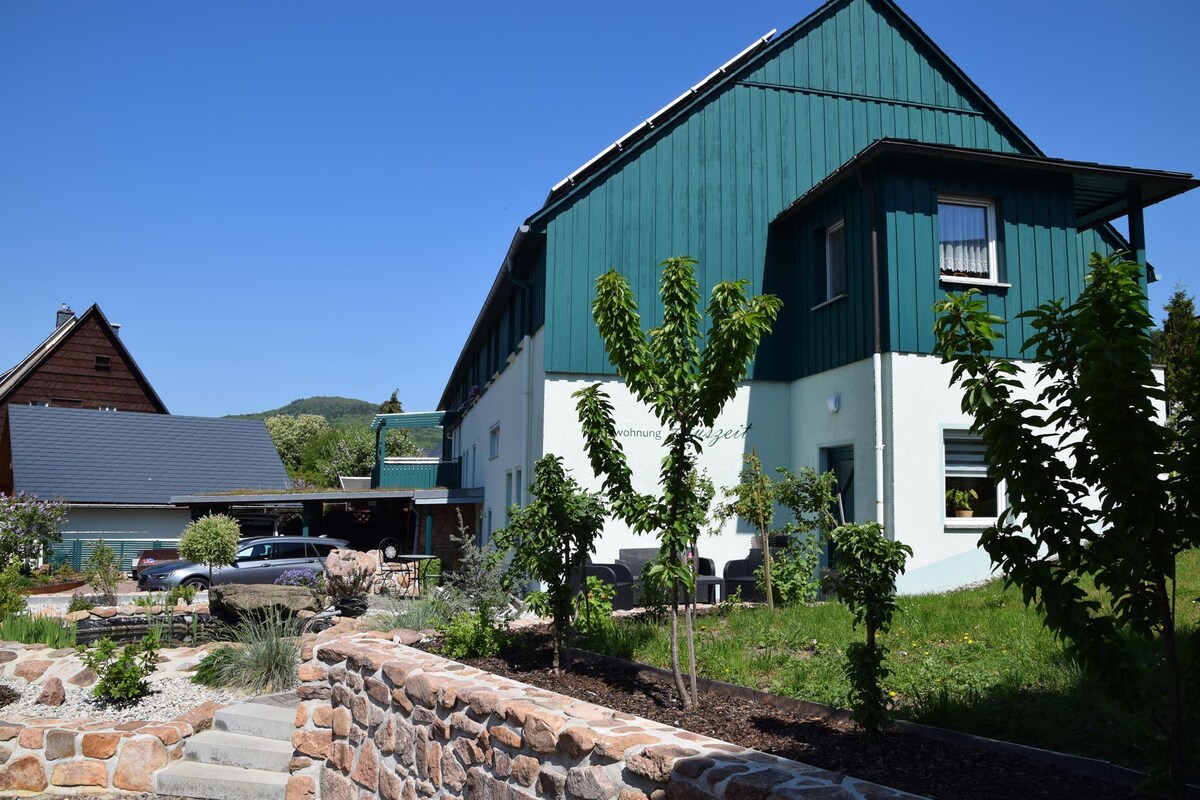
left=739, top=81, right=987, bottom=116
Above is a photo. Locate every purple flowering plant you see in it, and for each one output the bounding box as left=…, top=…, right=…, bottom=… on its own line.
left=275, top=568, right=319, bottom=588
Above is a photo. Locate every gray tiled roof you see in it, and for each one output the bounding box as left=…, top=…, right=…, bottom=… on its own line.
left=8, top=405, right=290, bottom=504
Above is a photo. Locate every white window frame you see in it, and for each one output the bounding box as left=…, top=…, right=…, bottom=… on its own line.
left=815, top=218, right=848, bottom=309
left=942, top=430, right=1003, bottom=529
left=937, top=195, right=1001, bottom=287
left=514, top=468, right=523, bottom=508
left=488, top=424, right=500, bottom=460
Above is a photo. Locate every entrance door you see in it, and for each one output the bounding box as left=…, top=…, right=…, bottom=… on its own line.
left=823, top=446, right=855, bottom=525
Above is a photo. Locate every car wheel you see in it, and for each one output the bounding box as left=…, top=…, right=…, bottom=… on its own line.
left=182, top=577, right=209, bottom=590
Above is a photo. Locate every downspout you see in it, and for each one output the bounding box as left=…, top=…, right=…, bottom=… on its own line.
left=504, top=226, right=533, bottom=509
left=856, top=170, right=886, bottom=527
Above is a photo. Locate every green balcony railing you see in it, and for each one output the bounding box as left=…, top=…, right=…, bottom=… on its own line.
left=372, top=458, right=462, bottom=490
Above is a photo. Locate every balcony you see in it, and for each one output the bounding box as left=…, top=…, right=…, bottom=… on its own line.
left=372, top=457, right=462, bottom=490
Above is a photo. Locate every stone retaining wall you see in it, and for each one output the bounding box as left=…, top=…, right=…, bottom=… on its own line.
left=293, top=631, right=923, bottom=800
left=0, top=715, right=199, bottom=794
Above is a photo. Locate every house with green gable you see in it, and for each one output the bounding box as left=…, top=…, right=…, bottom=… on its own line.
left=427, top=0, right=1196, bottom=592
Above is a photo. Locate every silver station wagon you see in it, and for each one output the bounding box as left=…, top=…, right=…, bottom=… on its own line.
left=135, top=536, right=349, bottom=590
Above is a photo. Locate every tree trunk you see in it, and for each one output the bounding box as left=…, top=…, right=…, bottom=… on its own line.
left=669, top=580, right=691, bottom=709
left=759, top=521, right=774, bottom=610
left=1155, top=576, right=1185, bottom=799
left=691, top=554, right=700, bottom=705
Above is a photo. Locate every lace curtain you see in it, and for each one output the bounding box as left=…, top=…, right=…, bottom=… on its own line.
left=939, top=201, right=989, bottom=277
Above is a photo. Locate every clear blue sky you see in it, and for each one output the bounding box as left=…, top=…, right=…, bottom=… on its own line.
left=2, top=1, right=1197, bottom=417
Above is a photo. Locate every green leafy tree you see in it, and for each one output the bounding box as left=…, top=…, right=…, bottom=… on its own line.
left=574, top=256, right=781, bottom=708
left=1159, top=284, right=1198, bottom=422
left=715, top=450, right=779, bottom=609
left=496, top=454, right=605, bottom=672
left=265, top=414, right=331, bottom=474
left=179, top=514, right=241, bottom=586
left=85, top=540, right=122, bottom=605
left=823, top=522, right=912, bottom=740
left=299, top=423, right=420, bottom=487
left=772, top=466, right=838, bottom=604
left=378, top=390, right=403, bottom=414
left=933, top=252, right=1200, bottom=796
left=0, top=492, right=68, bottom=567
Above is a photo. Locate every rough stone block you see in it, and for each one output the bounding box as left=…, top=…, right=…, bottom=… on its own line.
left=674, top=758, right=716, bottom=780
left=539, top=765, right=567, bottom=799
left=14, top=659, right=52, bottom=681
left=627, top=745, right=700, bottom=783
left=1, top=754, right=48, bottom=792
left=293, top=728, right=332, bottom=759
left=594, top=733, right=659, bottom=761
left=329, top=742, right=355, bottom=772
left=351, top=741, right=379, bottom=791
left=18, top=728, right=44, bottom=749
left=566, top=765, right=618, bottom=800
left=37, top=677, right=66, bottom=706
left=50, top=760, right=108, bottom=787
left=313, top=705, right=334, bottom=728
left=333, top=707, right=353, bottom=738
left=522, top=709, right=566, bottom=753
left=287, top=774, right=317, bottom=800
left=441, top=744, right=466, bottom=790
left=112, top=737, right=168, bottom=792
left=82, top=732, right=121, bottom=759
left=723, top=769, right=795, bottom=800
left=45, top=728, right=78, bottom=760
left=322, top=768, right=356, bottom=800
left=298, top=664, right=328, bottom=682
left=489, top=725, right=522, bottom=750
left=559, top=726, right=598, bottom=757
left=365, top=676, right=391, bottom=705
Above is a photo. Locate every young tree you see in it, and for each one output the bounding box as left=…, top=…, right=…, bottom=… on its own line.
left=0, top=492, right=68, bottom=567
left=265, top=414, right=331, bottom=474
left=716, top=450, right=779, bottom=609
left=574, top=256, right=781, bottom=708
left=823, top=522, right=912, bottom=740
left=179, top=514, right=241, bottom=587
left=1159, top=283, right=1198, bottom=421
left=774, top=466, right=839, bottom=603
left=300, top=424, right=420, bottom=486
left=495, top=454, right=605, bottom=672
left=933, top=252, right=1200, bottom=797
left=378, top=389, right=404, bottom=414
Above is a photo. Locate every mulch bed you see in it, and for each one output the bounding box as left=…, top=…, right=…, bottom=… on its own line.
left=439, top=630, right=1141, bottom=800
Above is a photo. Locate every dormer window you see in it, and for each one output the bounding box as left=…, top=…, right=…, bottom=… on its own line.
left=938, top=196, right=998, bottom=284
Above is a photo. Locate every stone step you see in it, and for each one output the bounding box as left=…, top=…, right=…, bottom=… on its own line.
left=155, top=760, right=289, bottom=800
left=185, top=729, right=295, bottom=772
left=213, top=702, right=297, bottom=741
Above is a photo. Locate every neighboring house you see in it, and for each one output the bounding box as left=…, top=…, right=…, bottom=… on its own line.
left=0, top=303, right=169, bottom=493
left=5, top=405, right=291, bottom=569
left=433, top=0, right=1197, bottom=592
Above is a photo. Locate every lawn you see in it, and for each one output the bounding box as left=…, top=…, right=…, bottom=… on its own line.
left=585, top=548, right=1200, bottom=770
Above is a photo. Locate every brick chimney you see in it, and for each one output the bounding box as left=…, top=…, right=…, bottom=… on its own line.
left=55, top=304, right=74, bottom=330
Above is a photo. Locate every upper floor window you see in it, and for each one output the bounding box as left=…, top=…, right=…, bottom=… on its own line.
left=822, top=219, right=847, bottom=304
left=489, top=424, right=500, bottom=459
left=94, top=356, right=111, bottom=372
left=938, top=197, right=997, bottom=284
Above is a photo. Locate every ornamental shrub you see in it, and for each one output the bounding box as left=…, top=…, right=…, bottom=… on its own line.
left=84, top=540, right=121, bottom=605
left=179, top=514, right=240, bottom=585
left=0, top=562, right=27, bottom=617
left=78, top=630, right=160, bottom=703
left=441, top=610, right=505, bottom=660
left=0, top=492, right=68, bottom=567
left=275, top=569, right=319, bottom=588
left=573, top=576, right=615, bottom=638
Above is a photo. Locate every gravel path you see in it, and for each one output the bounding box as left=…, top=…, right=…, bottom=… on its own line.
left=0, top=674, right=247, bottom=723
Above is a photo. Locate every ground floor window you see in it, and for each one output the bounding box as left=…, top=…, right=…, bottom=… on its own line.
left=943, top=432, right=999, bottom=520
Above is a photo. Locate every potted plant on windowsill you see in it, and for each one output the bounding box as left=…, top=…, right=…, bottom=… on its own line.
left=946, top=488, right=978, bottom=518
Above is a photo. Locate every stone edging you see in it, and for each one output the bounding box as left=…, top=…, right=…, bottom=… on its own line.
left=291, top=631, right=926, bottom=800
left=0, top=716, right=198, bottom=794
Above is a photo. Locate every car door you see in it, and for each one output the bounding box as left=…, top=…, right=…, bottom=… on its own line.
left=266, top=540, right=311, bottom=583
left=223, top=541, right=274, bottom=584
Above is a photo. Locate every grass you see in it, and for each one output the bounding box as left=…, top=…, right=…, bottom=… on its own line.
left=0, top=612, right=77, bottom=648
left=584, top=549, right=1200, bottom=770
left=192, top=609, right=303, bottom=694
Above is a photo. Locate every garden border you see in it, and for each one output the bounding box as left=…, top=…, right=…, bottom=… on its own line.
left=565, top=648, right=1200, bottom=798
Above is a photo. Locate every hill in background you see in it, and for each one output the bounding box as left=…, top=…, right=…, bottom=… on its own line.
left=227, top=395, right=443, bottom=454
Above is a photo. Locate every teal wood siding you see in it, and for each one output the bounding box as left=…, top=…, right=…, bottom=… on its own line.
left=880, top=166, right=1082, bottom=357
left=775, top=183, right=875, bottom=378
left=540, top=0, right=1025, bottom=379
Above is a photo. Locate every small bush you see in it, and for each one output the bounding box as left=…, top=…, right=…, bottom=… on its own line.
left=324, top=568, right=373, bottom=615
left=0, top=612, right=76, bottom=647
left=168, top=583, right=198, bottom=605
left=0, top=562, right=27, bottom=616
left=67, top=592, right=95, bottom=613
left=197, top=609, right=303, bottom=694
left=573, top=576, right=615, bottom=638
left=756, top=536, right=824, bottom=605
left=636, top=561, right=669, bottom=623
left=85, top=541, right=121, bottom=605
left=77, top=631, right=159, bottom=703
left=441, top=610, right=505, bottom=660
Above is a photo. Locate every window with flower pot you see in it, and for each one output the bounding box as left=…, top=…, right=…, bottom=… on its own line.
left=943, top=432, right=999, bottom=520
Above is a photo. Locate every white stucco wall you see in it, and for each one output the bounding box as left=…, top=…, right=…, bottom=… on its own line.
left=450, top=330, right=546, bottom=540
left=542, top=375, right=792, bottom=574
left=787, top=358, right=878, bottom=526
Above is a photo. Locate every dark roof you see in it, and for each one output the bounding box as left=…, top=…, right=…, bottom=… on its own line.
left=0, top=304, right=168, bottom=413
left=772, top=139, right=1200, bottom=228
left=8, top=405, right=290, bottom=504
